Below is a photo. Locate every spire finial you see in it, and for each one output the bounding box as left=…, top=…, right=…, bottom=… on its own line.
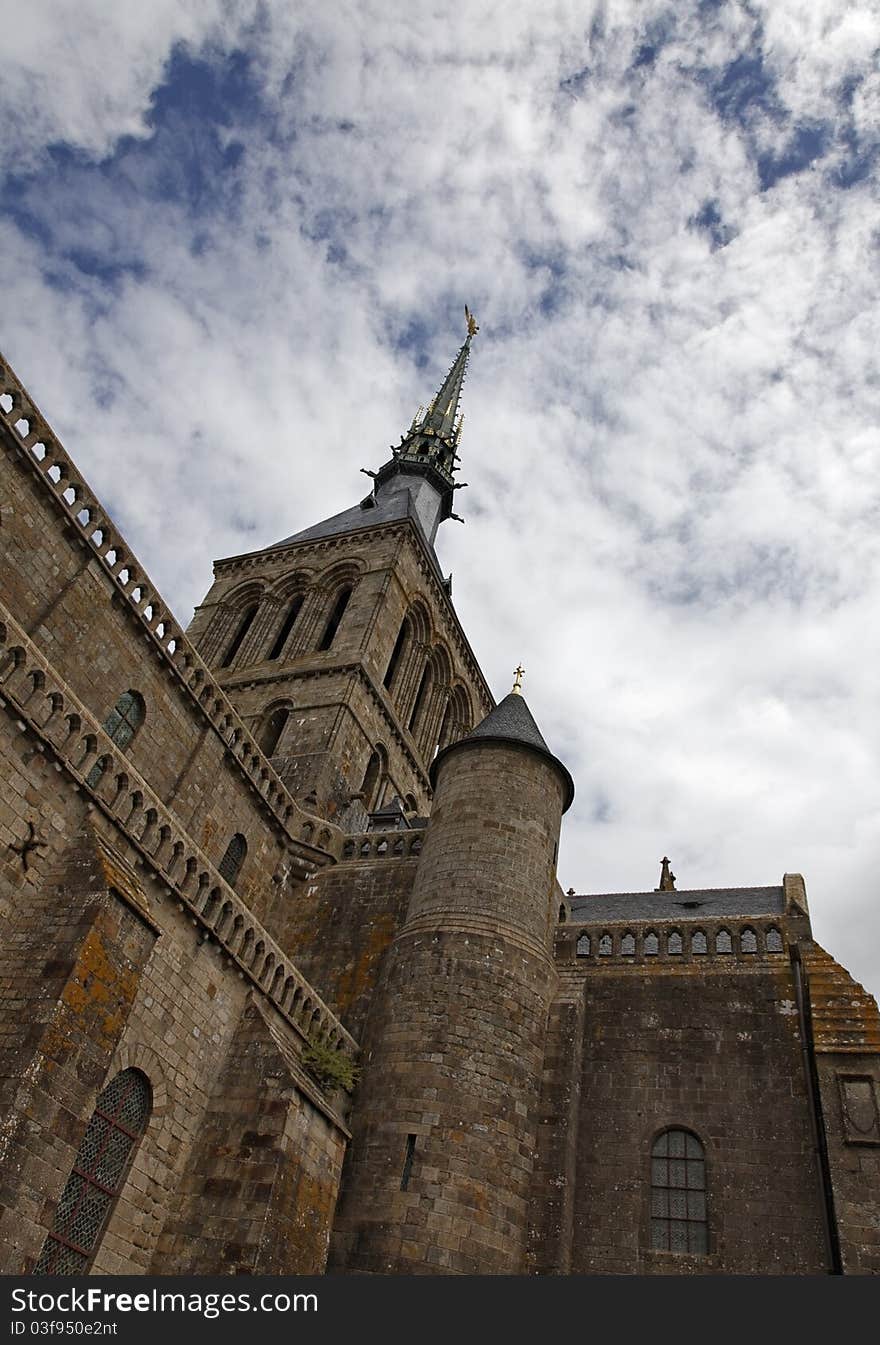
left=465, top=304, right=479, bottom=337
left=512, top=664, right=525, bottom=695
left=656, top=856, right=676, bottom=892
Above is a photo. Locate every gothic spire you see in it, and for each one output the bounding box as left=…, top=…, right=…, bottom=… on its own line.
left=368, top=308, right=478, bottom=535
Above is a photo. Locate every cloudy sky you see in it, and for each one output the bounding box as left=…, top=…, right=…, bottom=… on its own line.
left=2, top=0, right=879, bottom=996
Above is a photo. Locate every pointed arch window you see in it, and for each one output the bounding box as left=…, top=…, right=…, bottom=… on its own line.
left=650, top=1129, right=708, bottom=1254
left=318, top=587, right=352, bottom=652
left=576, top=933, right=591, bottom=957
left=34, top=1069, right=151, bottom=1275
left=258, top=707, right=289, bottom=757
left=218, top=833, right=247, bottom=888
left=267, top=596, right=304, bottom=661
left=221, top=605, right=258, bottom=668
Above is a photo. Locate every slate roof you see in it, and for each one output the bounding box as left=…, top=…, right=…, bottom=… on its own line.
left=568, top=886, right=785, bottom=923
left=433, top=692, right=575, bottom=812
left=271, top=485, right=423, bottom=549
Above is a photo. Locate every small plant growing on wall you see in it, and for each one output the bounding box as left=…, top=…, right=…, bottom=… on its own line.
left=301, top=1037, right=358, bottom=1094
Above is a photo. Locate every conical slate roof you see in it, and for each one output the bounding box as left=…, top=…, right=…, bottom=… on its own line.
left=431, top=692, right=575, bottom=812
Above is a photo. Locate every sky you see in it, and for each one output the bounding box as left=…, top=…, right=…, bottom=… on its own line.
left=1, top=0, right=879, bottom=998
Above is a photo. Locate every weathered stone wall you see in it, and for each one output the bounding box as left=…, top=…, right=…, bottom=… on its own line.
left=280, top=842, right=420, bottom=1041
left=330, top=739, right=564, bottom=1274
left=155, top=998, right=347, bottom=1275
left=0, top=364, right=354, bottom=1276
left=556, top=953, right=829, bottom=1274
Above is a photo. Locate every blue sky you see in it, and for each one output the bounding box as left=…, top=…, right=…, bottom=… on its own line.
left=1, top=0, right=879, bottom=996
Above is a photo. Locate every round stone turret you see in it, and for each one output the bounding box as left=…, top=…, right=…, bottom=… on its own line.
left=330, top=692, right=573, bottom=1274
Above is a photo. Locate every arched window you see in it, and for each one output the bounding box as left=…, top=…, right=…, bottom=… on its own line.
left=33, top=1068, right=151, bottom=1274
left=650, top=1129, right=708, bottom=1254
left=361, top=747, right=386, bottom=812
left=267, top=597, right=303, bottom=661
left=644, top=931, right=659, bottom=956
left=692, top=930, right=708, bottom=955
left=221, top=605, right=258, bottom=668
left=668, top=930, right=683, bottom=955
left=384, top=618, right=410, bottom=690
left=715, top=929, right=732, bottom=954
left=576, top=932, right=591, bottom=957
left=87, top=692, right=145, bottom=788
left=741, top=927, right=757, bottom=954
left=408, top=663, right=432, bottom=734
left=218, top=833, right=247, bottom=888
left=766, top=926, right=783, bottom=953
left=258, top=706, right=289, bottom=757
left=621, top=932, right=635, bottom=955
left=318, top=588, right=352, bottom=651
left=598, top=933, right=612, bottom=956
left=102, top=691, right=145, bottom=750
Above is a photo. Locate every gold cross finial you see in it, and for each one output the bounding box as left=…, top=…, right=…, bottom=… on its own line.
left=512, top=664, right=525, bottom=695
left=465, top=304, right=479, bottom=337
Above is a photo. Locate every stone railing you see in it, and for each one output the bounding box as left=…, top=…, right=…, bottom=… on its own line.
left=558, top=918, right=787, bottom=965
left=0, top=352, right=337, bottom=857
left=340, top=830, right=425, bottom=862
left=0, top=604, right=358, bottom=1066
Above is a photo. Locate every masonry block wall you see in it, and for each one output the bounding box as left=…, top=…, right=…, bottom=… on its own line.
left=0, top=370, right=356, bottom=1275
left=280, top=845, right=420, bottom=1041
left=573, top=960, right=828, bottom=1273
left=329, top=739, right=565, bottom=1274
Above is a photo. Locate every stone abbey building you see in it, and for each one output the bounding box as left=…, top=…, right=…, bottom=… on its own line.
left=1, top=320, right=878, bottom=1277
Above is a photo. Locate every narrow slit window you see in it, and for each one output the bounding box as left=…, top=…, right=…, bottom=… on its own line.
left=401, top=1134, right=417, bottom=1190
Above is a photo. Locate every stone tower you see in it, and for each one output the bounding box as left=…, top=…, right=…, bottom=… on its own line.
left=330, top=688, right=574, bottom=1273
left=185, top=320, right=492, bottom=829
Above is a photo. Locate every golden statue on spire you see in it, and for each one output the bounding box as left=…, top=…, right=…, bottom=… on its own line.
left=465, top=305, right=479, bottom=337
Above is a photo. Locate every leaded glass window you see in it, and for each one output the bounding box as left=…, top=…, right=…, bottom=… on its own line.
left=692, top=930, right=707, bottom=954
left=598, top=933, right=612, bottom=956
left=34, top=1069, right=150, bottom=1275
left=621, top=932, right=635, bottom=955
left=716, top=929, right=732, bottom=954
left=668, top=930, right=683, bottom=955
left=218, top=833, right=247, bottom=888
left=102, top=691, right=145, bottom=750
left=576, top=932, right=591, bottom=957
left=644, top=931, right=659, bottom=955
left=741, top=927, right=758, bottom=953
left=650, top=1129, right=708, bottom=1255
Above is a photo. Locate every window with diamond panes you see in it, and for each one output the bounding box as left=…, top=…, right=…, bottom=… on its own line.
left=34, top=1069, right=151, bottom=1275
left=218, top=833, right=247, bottom=888
left=86, top=691, right=145, bottom=787
left=650, top=1129, right=708, bottom=1255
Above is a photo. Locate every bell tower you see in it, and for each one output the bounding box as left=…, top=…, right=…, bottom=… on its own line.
left=185, top=312, right=492, bottom=828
